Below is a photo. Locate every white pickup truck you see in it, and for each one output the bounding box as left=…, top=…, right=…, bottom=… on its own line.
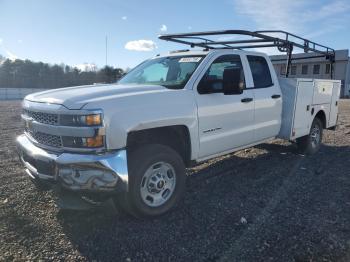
left=16, top=30, right=341, bottom=217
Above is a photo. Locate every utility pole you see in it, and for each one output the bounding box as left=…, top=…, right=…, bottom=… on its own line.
left=105, top=35, right=108, bottom=66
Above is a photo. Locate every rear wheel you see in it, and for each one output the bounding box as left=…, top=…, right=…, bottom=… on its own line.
left=114, top=144, right=186, bottom=218
left=296, top=117, right=323, bottom=155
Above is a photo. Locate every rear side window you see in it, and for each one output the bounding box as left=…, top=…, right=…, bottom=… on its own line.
left=247, top=56, right=273, bottom=88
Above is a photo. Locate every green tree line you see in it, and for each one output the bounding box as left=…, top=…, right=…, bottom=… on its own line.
left=0, top=57, right=125, bottom=89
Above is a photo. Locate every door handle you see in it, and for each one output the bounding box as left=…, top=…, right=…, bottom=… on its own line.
left=271, top=94, right=281, bottom=99
left=241, top=98, right=253, bottom=103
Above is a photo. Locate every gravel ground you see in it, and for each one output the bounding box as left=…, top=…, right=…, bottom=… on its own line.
left=0, top=100, right=350, bottom=262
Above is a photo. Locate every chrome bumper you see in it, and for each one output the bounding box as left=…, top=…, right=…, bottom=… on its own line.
left=16, top=134, right=128, bottom=193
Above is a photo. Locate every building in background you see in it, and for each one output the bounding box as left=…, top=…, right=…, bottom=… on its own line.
left=270, top=49, right=350, bottom=97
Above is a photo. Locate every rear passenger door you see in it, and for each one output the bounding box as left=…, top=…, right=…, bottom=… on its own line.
left=245, top=55, right=282, bottom=142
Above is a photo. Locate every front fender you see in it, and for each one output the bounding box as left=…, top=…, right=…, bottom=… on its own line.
left=83, top=89, right=200, bottom=160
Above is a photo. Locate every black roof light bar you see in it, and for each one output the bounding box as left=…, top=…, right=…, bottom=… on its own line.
left=159, top=30, right=336, bottom=78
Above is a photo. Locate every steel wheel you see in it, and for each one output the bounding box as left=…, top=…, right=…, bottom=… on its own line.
left=296, top=117, right=323, bottom=155
left=114, top=144, right=186, bottom=218
left=140, top=161, right=176, bottom=207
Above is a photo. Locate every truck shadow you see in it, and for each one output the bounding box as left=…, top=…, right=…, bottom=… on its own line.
left=56, top=142, right=350, bottom=261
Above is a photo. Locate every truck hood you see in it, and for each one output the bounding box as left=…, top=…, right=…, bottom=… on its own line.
left=25, top=83, right=170, bottom=109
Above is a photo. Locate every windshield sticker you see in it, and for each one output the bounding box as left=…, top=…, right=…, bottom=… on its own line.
left=179, top=57, right=202, bottom=63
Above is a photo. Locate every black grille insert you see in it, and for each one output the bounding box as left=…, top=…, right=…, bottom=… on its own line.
left=24, top=109, right=58, bottom=125
left=28, top=131, right=62, bottom=148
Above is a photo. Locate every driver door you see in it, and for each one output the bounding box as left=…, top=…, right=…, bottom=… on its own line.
left=194, top=53, right=255, bottom=159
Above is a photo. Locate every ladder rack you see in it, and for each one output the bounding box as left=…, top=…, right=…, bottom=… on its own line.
left=159, top=30, right=335, bottom=78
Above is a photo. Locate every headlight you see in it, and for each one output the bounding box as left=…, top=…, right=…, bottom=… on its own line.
left=62, top=135, right=104, bottom=148
left=85, top=114, right=102, bottom=126
left=59, top=110, right=105, bottom=148
left=61, top=113, right=102, bottom=126
left=85, top=135, right=104, bottom=147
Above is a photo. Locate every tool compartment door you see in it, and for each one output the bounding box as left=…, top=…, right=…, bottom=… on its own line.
left=292, top=80, right=314, bottom=139
left=328, top=81, right=341, bottom=127
left=313, top=80, right=333, bottom=105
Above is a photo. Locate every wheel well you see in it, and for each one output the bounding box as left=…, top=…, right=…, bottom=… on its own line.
left=127, top=126, right=192, bottom=167
left=315, top=110, right=327, bottom=128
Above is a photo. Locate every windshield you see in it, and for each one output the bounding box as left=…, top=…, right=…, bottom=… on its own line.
left=118, top=55, right=204, bottom=89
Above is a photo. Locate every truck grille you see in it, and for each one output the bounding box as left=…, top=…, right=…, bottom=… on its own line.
left=24, top=109, right=59, bottom=125
left=28, top=131, right=62, bottom=148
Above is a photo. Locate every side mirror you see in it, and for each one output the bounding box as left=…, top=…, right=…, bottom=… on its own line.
left=223, top=68, right=243, bottom=95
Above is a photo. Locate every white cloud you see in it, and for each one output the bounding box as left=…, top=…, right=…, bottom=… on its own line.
left=0, top=39, right=18, bottom=60
left=5, top=49, right=18, bottom=61
left=74, top=63, right=97, bottom=72
left=17, top=39, right=23, bottom=44
left=232, top=0, right=350, bottom=55
left=301, top=0, right=350, bottom=22
left=122, top=16, right=127, bottom=20
left=233, top=0, right=350, bottom=36
left=160, top=24, right=167, bottom=32
left=233, top=0, right=302, bottom=32
left=125, top=40, right=157, bottom=51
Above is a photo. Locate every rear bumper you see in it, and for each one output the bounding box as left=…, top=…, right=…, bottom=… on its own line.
left=16, top=134, right=128, bottom=193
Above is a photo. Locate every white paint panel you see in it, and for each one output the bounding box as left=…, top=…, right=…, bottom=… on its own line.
left=329, top=82, right=341, bottom=127
left=278, top=78, right=341, bottom=140
left=293, top=81, right=314, bottom=138
left=278, top=78, right=298, bottom=139
left=253, top=85, right=282, bottom=142
left=313, top=81, right=333, bottom=104
left=196, top=90, right=255, bottom=158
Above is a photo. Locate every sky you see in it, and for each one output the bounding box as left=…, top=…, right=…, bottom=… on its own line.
left=0, top=0, right=350, bottom=69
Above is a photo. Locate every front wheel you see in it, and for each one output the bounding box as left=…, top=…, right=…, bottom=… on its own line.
left=114, top=144, right=186, bottom=218
left=296, top=117, right=323, bottom=155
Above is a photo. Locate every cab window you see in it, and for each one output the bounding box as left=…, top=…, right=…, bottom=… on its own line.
left=247, top=55, right=273, bottom=88
left=118, top=56, right=203, bottom=89
left=198, top=55, right=245, bottom=94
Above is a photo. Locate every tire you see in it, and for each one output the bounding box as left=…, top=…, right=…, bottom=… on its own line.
left=296, top=117, right=323, bottom=155
left=114, top=144, right=186, bottom=218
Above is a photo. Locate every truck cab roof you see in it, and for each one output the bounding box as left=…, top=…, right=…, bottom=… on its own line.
left=154, top=49, right=268, bottom=59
